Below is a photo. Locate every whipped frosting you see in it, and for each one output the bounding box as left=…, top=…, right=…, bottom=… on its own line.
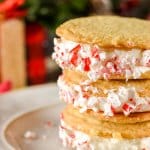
left=58, top=76, right=150, bottom=116
left=52, top=38, right=150, bottom=81
left=59, top=119, right=150, bottom=150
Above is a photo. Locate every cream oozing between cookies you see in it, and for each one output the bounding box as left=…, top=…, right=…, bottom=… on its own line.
left=59, top=119, right=150, bottom=150
left=58, top=76, right=150, bottom=116
left=53, top=38, right=150, bottom=80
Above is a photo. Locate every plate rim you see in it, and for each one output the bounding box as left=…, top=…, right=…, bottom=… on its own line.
left=1, top=102, right=62, bottom=150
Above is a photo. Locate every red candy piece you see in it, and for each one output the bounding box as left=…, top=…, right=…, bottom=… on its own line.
left=122, top=103, right=134, bottom=115
left=83, top=57, right=91, bottom=71
left=111, top=105, right=115, bottom=113
left=103, top=56, right=122, bottom=75
left=83, top=93, right=89, bottom=99
left=128, top=98, right=136, bottom=105
left=70, top=53, right=78, bottom=66
left=70, top=44, right=81, bottom=66
left=91, top=47, right=99, bottom=59
left=69, top=134, right=75, bottom=139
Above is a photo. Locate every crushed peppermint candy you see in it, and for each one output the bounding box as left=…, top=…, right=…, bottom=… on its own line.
left=70, top=44, right=81, bottom=66
left=58, top=76, right=150, bottom=116
left=52, top=38, right=150, bottom=81
left=59, top=119, right=150, bottom=150
left=59, top=119, right=91, bottom=149
left=122, top=103, right=136, bottom=116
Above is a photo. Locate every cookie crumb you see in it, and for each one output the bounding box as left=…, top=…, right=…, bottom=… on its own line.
left=24, top=131, right=37, bottom=140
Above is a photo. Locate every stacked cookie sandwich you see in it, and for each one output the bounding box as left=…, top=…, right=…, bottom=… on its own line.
left=53, top=16, right=150, bottom=150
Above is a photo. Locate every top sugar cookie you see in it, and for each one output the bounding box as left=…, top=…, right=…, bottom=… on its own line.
left=56, top=16, right=150, bottom=49
left=53, top=16, right=150, bottom=80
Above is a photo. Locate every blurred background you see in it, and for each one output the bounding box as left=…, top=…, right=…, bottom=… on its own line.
left=0, top=0, right=149, bottom=93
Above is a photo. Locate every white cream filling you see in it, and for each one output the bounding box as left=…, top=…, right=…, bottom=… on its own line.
left=59, top=119, right=150, bottom=150
left=58, top=76, right=150, bottom=116
left=52, top=38, right=150, bottom=81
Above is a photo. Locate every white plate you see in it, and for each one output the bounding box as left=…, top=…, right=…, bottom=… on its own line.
left=0, top=83, right=67, bottom=150
left=3, top=103, right=66, bottom=150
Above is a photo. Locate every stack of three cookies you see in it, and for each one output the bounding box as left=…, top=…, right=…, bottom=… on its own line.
left=53, top=16, right=150, bottom=150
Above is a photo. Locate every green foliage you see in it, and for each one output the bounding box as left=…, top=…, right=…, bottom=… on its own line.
left=111, top=0, right=120, bottom=11
left=24, top=0, right=89, bottom=30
